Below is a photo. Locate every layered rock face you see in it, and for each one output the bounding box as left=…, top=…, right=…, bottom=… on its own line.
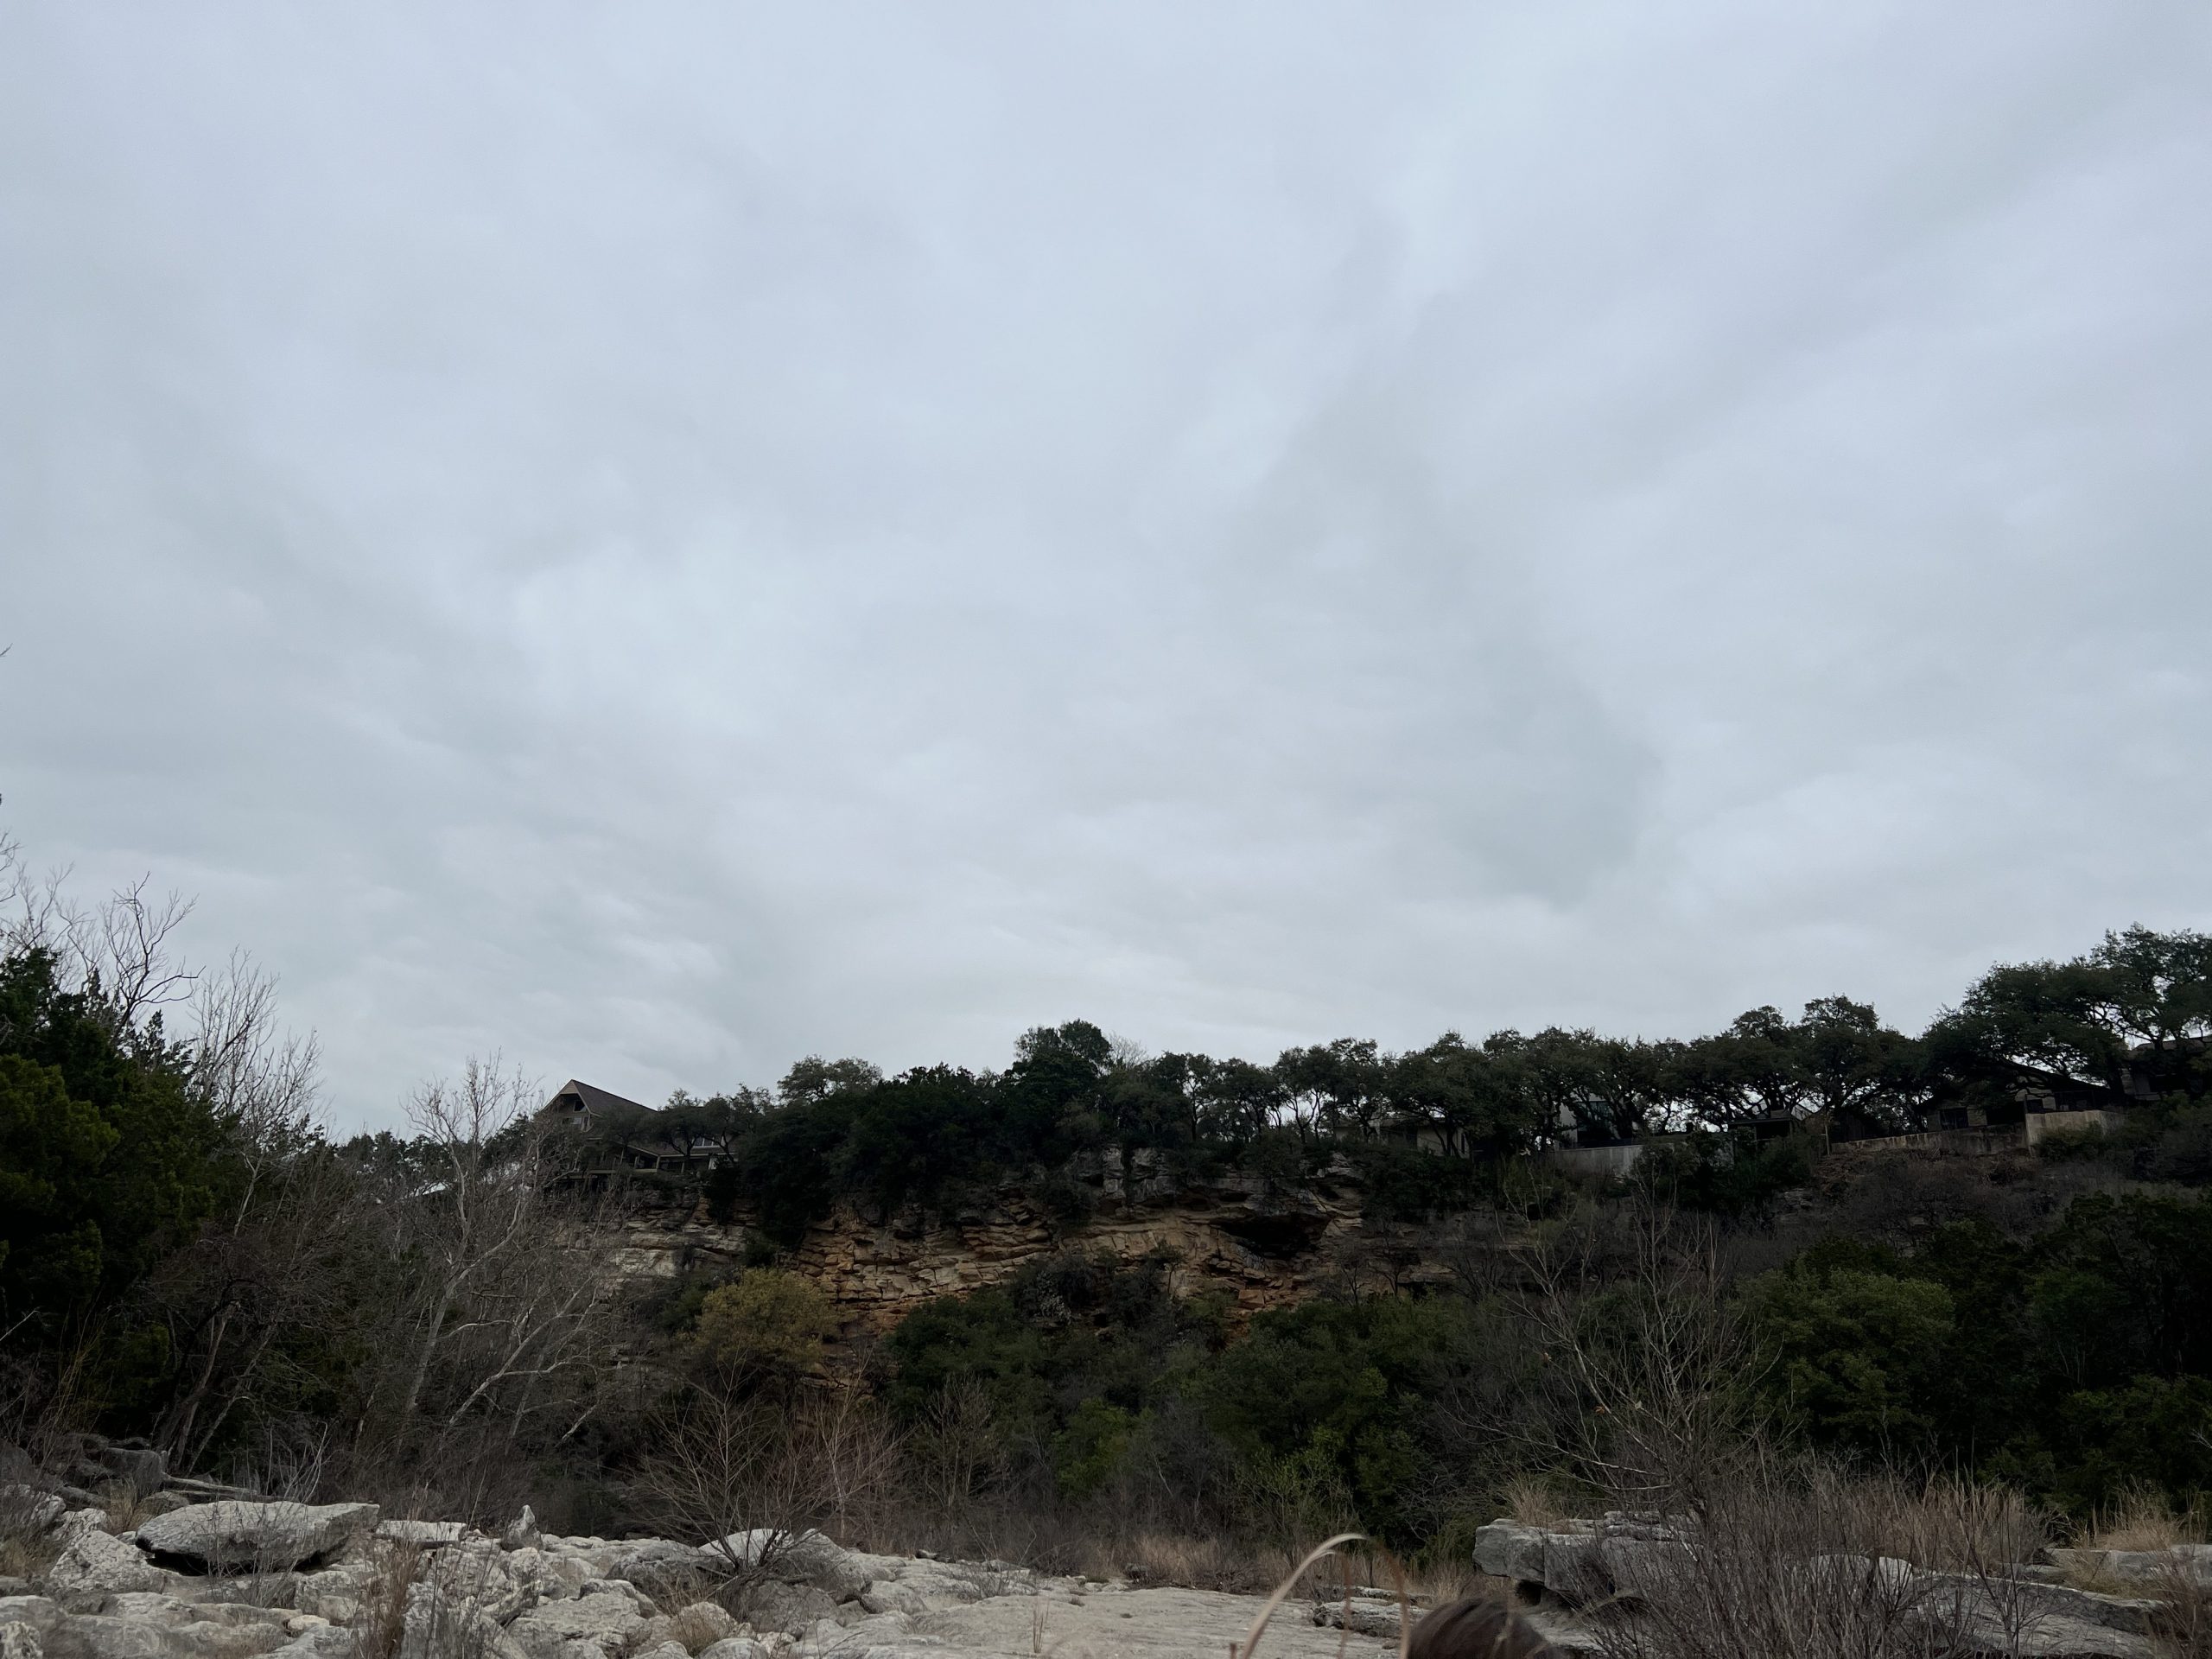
left=613, top=1154, right=1449, bottom=1335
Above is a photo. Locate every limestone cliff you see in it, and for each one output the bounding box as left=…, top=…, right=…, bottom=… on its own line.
left=606, top=1149, right=1452, bottom=1338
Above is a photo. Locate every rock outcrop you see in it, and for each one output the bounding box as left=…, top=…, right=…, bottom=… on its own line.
left=612, top=1153, right=1457, bottom=1338
left=1467, top=1516, right=2173, bottom=1659
left=135, top=1506, right=379, bottom=1575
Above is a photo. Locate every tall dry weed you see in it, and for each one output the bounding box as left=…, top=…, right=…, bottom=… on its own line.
left=2094, top=1491, right=2204, bottom=1552
left=353, top=1541, right=423, bottom=1659
left=1502, top=1478, right=1576, bottom=1529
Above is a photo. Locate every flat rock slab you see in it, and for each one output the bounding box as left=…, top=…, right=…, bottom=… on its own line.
left=902, top=1586, right=1399, bottom=1659
left=375, top=1522, right=467, bottom=1548
left=136, top=1505, right=379, bottom=1574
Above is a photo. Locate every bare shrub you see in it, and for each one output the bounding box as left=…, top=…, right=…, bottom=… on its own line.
left=811, top=1376, right=904, bottom=1543
left=632, top=1387, right=823, bottom=1585
left=1461, top=1201, right=1762, bottom=1519
left=909, top=1380, right=1000, bottom=1522
left=1586, top=1463, right=2018, bottom=1659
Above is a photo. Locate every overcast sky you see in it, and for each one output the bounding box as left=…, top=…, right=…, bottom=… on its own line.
left=4, top=4, right=2209, bottom=1132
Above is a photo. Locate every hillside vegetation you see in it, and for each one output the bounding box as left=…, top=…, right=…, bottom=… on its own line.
left=6, top=827, right=2212, bottom=1581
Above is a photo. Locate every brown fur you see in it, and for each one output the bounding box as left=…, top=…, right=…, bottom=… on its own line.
left=1406, top=1597, right=1561, bottom=1659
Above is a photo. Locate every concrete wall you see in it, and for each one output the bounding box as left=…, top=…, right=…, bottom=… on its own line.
left=1546, top=1141, right=1649, bottom=1179
left=2023, top=1109, right=2128, bottom=1147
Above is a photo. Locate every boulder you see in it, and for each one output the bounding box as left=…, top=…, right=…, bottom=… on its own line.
left=0, top=1604, right=63, bottom=1637
left=420, top=1544, right=538, bottom=1626
left=1471, top=1522, right=1553, bottom=1586
left=136, top=1505, right=379, bottom=1574
left=46, top=1532, right=174, bottom=1598
left=734, top=1584, right=836, bottom=1639
left=399, top=1580, right=530, bottom=1659
left=2, top=1491, right=65, bottom=1537
left=608, top=1542, right=715, bottom=1609
left=668, top=1600, right=737, bottom=1649
left=696, top=1641, right=768, bottom=1659
left=505, top=1590, right=651, bottom=1659
left=0, top=1625, right=38, bottom=1659
left=634, top=1643, right=690, bottom=1659
left=90, top=1452, right=166, bottom=1498
left=1310, top=1598, right=1404, bottom=1639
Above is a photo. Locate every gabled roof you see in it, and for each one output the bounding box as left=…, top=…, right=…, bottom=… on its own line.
left=544, top=1078, right=654, bottom=1117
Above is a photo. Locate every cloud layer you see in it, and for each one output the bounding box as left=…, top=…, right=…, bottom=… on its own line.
left=4, top=3, right=2209, bottom=1128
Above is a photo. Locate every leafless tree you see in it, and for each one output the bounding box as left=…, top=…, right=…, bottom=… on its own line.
left=910, top=1378, right=1001, bottom=1520
left=1440, top=1199, right=1763, bottom=1517
left=0, top=836, right=196, bottom=1023
left=810, top=1374, right=905, bottom=1541
left=344, top=1058, right=621, bottom=1465
left=632, top=1386, right=820, bottom=1580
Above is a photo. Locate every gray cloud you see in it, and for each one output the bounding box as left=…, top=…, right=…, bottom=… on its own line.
left=3, top=2, right=2209, bottom=1128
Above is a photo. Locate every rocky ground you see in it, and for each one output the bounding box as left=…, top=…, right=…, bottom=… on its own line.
left=8, top=1447, right=2209, bottom=1659
left=1, top=1450, right=1400, bottom=1659
left=1459, top=1516, right=2212, bottom=1659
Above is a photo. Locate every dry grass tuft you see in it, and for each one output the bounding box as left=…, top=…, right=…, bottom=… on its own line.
left=0, top=1480, right=61, bottom=1581
left=92, top=1481, right=158, bottom=1532
left=353, top=1540, right=423, bottom=1659
left=2093, top=1491, right=2203, bottom=1553
left=1502, top=1478, right=1576, bottom=1530
left=667, top=1603, right=733, bottom=1655
left=1122, top=1532, right=1275, bottom=1593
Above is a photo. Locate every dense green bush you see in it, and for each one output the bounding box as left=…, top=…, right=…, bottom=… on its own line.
left=1742, top=1193, right=2212, bottom=1511
left=0, top=948, right=230, bottom=1338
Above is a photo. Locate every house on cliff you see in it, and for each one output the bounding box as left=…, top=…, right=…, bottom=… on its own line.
left=538, top=1079, right=715, bottom=1176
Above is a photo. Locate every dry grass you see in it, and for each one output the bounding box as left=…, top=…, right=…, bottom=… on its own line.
left=1106, top=1531, right=1282, bottom=1594
left=92, top=1481, right=159, bottom=1532
left=0, top=1479, right=61, bottom=1581
left=2147, top=1558, right=2212, bottom=1659
left=1405, top=1560, right=1503, bottom=1606
left=353, top=1540, right=423, bottom=1659
left=2092, top=1491, right=2206, bottom=1552
left=0, top=1529, right=60, bottom=1582
left=666, top=1602, right=734, bottom=1655
left=1502, top=1478, right=1578, bottom=1530
left=1855, top=1471, right=2050, bottom=1574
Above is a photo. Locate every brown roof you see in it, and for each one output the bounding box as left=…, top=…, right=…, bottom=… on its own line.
left=543, top=1078, right=654, bottom=1117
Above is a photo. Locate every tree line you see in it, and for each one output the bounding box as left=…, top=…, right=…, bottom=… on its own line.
left=582, top=925, right=2212, bottom=1246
